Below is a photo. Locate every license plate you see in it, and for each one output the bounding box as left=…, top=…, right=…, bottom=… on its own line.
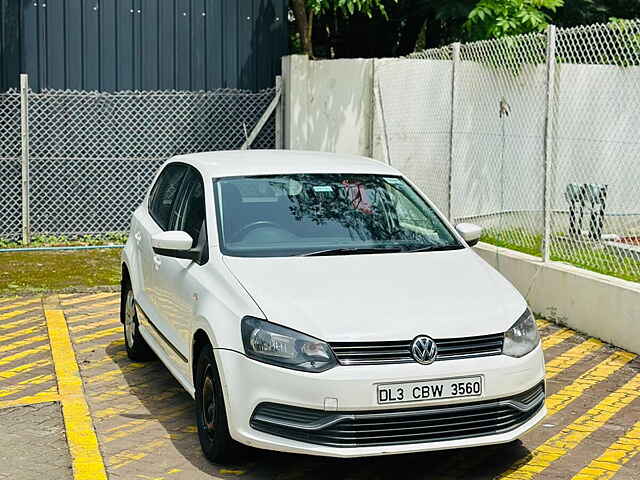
left=377, top=376, right=483, bottom=404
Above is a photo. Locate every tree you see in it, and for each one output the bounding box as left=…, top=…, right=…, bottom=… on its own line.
left=466, top=0, right=564, bottom=39
left=291, top=0, right=389, bottom=57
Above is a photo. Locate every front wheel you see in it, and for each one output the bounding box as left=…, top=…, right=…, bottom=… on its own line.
left=195, top=345, right=245, bottom=463
left=122, top=285, right=154, bottom=361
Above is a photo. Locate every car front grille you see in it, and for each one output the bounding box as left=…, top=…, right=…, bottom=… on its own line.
left=329, top=333, right=504, bottom=365
left=250, top=382, right=545, bottom=448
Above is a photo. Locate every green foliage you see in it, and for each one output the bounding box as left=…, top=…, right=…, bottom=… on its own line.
left=466, top=0, right=564, bottom=39
left=307, top=0, right=389, bottom=17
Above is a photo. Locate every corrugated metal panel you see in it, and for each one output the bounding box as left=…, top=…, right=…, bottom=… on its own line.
left=0, top=0, right=21, bottom=91
left=2, top=0, right=286, bottom=92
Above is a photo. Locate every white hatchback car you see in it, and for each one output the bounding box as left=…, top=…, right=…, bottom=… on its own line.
left=120, top=150, right=546, bottom=462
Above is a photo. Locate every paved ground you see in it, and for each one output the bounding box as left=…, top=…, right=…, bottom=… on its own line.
left=1, top=292, right=640, bottom=480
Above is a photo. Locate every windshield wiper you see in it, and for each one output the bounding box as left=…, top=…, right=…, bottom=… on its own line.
left=302, top=247, right=403, bottom=257
left=405, top=244, right=464, bottom=253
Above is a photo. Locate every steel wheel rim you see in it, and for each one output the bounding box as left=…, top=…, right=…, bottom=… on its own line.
left=202, top=366, right=216, bottom=438
left=124, top=290, right=136, bottom=348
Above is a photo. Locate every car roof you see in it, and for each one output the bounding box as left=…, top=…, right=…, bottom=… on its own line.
left=170, top=150, right=401, bottom=178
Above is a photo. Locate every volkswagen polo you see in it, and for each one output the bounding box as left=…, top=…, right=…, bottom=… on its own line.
left=120, top=150, right=546, bottom=462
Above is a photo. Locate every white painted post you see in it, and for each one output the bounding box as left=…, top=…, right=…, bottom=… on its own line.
left=20, top=74, right=30, bottom=245
left=542, top=26, right=557, bottom=262
left=448, top=43, right=461, bottom=222
left=275, top=75, right=283, bottom=149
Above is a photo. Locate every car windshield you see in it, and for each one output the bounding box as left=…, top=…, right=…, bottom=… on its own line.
left=213, top=174, right=462, bottom=257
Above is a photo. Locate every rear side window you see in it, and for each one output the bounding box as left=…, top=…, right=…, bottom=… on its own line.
left=149, top=163, right=187, bottom=230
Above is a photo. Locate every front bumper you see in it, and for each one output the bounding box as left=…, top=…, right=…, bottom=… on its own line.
left=215, top=343, right=546, bottom=457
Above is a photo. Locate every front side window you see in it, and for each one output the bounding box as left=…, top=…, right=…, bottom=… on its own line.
left=174, top=170, right=206, bottom=246
left=149, top=163, right=187, bottom=230
left=214, top=174, right=461, bottom=257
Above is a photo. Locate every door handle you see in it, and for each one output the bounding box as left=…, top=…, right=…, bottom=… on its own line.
left=153, top=255, right=162, bottom=270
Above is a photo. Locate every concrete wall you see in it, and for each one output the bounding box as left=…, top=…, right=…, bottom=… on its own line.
left=282, top=55, right=374, bottom=156
left=475, top=242, right=640, bottom=354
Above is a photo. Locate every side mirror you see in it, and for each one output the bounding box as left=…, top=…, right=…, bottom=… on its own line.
left=455, top=223, right=482, bottom=247
left=152, top=231, right=199, bottom=260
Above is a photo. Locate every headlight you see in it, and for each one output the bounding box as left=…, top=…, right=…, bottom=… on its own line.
left=503, top=309, right=540, bottom=358
left=241, top=317, right=337, bottom=373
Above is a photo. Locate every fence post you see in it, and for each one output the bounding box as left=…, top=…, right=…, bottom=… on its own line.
left=275, top=75, right=283, bottom=149
left=542, top=26, right=557, bottom=262
left=20, top=74, right=30, bottom=245
left=448, top=42, right=461, bottom=222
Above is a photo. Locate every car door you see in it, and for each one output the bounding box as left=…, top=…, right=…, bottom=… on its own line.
left=151, top=166, right=208, bottom=379
left=136, top=162, right=188, bottom=338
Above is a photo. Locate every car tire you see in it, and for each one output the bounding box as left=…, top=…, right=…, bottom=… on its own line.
left=195, top=344, right=245, bottom=464
left=122, top=284, right=155, bottom=362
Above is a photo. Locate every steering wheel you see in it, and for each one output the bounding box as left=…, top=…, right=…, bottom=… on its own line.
left=232, top=221, right=284, bottom=242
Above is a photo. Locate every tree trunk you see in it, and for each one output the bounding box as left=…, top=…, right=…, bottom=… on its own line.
left=292, top=0, right=313, bottom=57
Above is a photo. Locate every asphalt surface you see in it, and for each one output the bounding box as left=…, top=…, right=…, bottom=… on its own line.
left=1, top=292, right=639, bottom=480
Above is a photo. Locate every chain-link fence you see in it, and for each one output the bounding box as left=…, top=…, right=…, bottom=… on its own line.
left=375, top=19, right=640, bottom=283
left=0, top=90, right=22, bottom=241
left=0, top=85, right=279, bottom=242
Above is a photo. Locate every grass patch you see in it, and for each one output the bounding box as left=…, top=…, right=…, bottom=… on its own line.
left=0, top=233, right=127, bottom=249
left=550, top=247, right=640, bottom=284
left=481, top=230, right=542, bottom=257
left=0, top=249, right=122, bottom=295
left=480, top=228, right=640, bottom=284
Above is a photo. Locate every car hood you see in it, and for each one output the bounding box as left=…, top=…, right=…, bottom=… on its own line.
left=222, top=249, right=527, bottom=342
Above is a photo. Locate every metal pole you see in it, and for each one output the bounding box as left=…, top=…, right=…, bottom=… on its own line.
left=376, top=82, right=392, bottom=166
left=369, top=59, right=376, bottom=158
left=20, top=74, right=30, bottom=245
left=275, top=75, right=283, bottom=149
left=448, top=43, right=461, bottom=222
left=542, top=26, right=557, bottom=262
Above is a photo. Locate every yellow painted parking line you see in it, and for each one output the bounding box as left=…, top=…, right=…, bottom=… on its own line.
left=497, top=373, right=640, bottom=480
left=109, top=438, right=172, bottom=470
left=60, top=292, right=116, bottom=307
left=103, top=404, right=191, bottom=443
left=70, top=317, right=121, bottom=333
left=545, top=338, right=604, bottom=380
left=44, top=298, right=108, bottom=480
left=75, top=326, right=122, bottom=344
left=0, top=307, right=41, bottom=322
left=94, top=389, right=182, bottom=420
left=0, top=334, right=48, bottom=353
left=67, top=309, right=119, bottom=324
left=546, top=350, right=636, bottom=417
left=0, top=315, right=43, bottom=331
left=89, top=382, right=181, bottom=403
left=0, top=357, right=51, bottom=379
left=536, top=319, right=551, bottom=329
left=0, top=343, right=50, bottom=367
left=85, top=361, right=150, bottom=385
left=80, top=350, right=127, bottom=370
left=542, top=328, right=575, bottom=350
left=571, top=420, right=640, bottom=480
left=108, top=426, right=195, bottom=470
left=65, top=300, right=120, bottom=320
left=0, top=325, right=42, bottom=343
left=78, top=338, right=124, bottom=354
left=0, top=298, right=40, bottom=313
left=0, top=373, right=54, bottom=398
left=0, top=387, right=59, bottom=409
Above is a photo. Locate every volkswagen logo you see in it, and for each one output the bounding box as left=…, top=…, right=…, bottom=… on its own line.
left=411, top=335, right=438, bottom=365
